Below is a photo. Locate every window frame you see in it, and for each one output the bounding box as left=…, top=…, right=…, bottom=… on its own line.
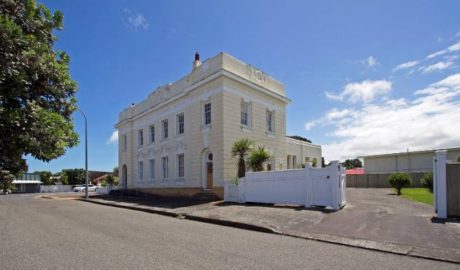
left=162, top=156, right=169, bottom=179
left=149, top=159, right=155, bottom=180
left=266, top=109, right=275, bottom=133
left=240, top=100, right=251, bottom=128
left=137, top=129, right=144, bottom=147
left=176, top=113, right=185, bottom=135
left=149, top=125, right=155, bottom=144
left=138, top=161, right=144, bottom=181
left=162, top=119, right=169, bottom=139
left=204, top=102, right=212, bottom=126
left=177, top=154, right=185, bottom=178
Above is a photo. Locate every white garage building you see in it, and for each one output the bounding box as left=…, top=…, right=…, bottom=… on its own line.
left=362, top=147, right=460, bottom=174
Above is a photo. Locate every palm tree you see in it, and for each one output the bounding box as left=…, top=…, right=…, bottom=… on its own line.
left=248, top=147, right=271, bottom=172
left=231, top=138, right=254, bottom=178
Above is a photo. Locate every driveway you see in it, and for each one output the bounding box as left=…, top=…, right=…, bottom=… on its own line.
left=85, top=188, right=460, bottom=262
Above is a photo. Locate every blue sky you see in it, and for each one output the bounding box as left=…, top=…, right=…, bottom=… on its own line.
left=28, top=0, right=460, bottom=172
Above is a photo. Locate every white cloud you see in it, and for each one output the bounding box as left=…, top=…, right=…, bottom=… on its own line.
left=420, top=61, right=454, bottom=74
left=309, top=73, right=460, bottom=161
left=107, top=131, right=118, bottom=144
left=362, top=56, right=378, bottom=68
left=427, top=40, right=460, bottom=59
left=393, top=60, right=419, bottom=72
left=325, top=80, right=392, bottom=103
left=123, top=9, right=149, bottom=31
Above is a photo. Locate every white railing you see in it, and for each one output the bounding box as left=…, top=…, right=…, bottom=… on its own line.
left=225, top=161, right=346, bottom=210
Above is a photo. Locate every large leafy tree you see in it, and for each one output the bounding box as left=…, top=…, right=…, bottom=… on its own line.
left=341, top=159, right=363, bottom=170
left=0, top=0, right=78, bottom=177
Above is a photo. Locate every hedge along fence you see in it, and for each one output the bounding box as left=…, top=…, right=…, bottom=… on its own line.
left=346, top=172, right=426, bottom=188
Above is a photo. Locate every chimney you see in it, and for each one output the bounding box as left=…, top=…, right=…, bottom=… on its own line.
left=193, top=51, right=201, bottom=69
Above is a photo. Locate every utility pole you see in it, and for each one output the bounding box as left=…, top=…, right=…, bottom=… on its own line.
left=77, top=108, right=89, bottom=200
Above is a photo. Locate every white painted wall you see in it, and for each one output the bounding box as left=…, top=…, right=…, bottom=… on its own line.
left=225, top=161, right=346, bottom=210
left=40, top=185, right=74, bottom=193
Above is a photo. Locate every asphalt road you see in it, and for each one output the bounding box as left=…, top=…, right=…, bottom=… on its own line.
left=0, top=194, right=457, bottom=270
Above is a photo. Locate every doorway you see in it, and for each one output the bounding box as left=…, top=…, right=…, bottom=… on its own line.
left=205, top=152, right=213, bottom=189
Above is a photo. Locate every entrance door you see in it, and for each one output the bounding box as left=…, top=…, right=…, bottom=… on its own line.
left=207, top=162, right=213, bottom=189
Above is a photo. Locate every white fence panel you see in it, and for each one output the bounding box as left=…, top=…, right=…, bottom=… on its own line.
left=225, top=161, right=346, bottom=210
left=40, top=185, right=73, bottom=193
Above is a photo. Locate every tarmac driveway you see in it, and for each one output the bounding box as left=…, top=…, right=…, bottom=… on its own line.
left=85, top=188, right=460, bottom=262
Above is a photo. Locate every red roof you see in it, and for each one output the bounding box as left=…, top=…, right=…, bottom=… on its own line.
left=346, top=168, right=364, bottom=175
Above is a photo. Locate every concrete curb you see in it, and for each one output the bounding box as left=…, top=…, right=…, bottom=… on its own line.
left=79, top=198, right=459, bottom=265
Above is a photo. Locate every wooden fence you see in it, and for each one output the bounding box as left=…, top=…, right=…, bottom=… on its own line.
left=447, top=163, right=460, bottom=217
left=346, top=172, right=426, bottom=188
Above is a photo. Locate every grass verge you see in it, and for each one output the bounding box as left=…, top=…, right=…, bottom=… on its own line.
left=400, top=188, right=433, bottom=205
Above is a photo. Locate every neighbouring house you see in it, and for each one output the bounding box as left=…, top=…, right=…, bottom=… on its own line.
left=116, top=52, right=322, bottom=198
left=345, top=168, right=364, bottom=175
left=361, top=147, right=460, bottom=174
left=13, top=173, right=42, bottom=193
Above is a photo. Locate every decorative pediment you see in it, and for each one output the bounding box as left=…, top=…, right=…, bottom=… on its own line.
left=136, top=152, right=144, bottom=161
left=175, top=142, right=187, bottom=154
left=161, top=146, right=170, bottom=157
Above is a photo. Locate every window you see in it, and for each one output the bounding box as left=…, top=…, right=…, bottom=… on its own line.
left=122, top=134, right=127, bottom=152
left=204, top=102, right=211, bottom=125
left=177, top=154, right=184, bottom=178
left=241, top=101, right=250, bottom=126
left=149, top=125, right=155, bottom=143
left=267, top=162, right=272, bottom=171
left=287, top=155, right=291, bottom=169
left=149, top=159, right=155, bottom=180
left=177, top=113, right=184, bottom=135
left=266, top=110, right=274, bottom=133
left=138, top=129, right=143, bottom=147
left=162, top=120, right=168, bottom=139
left=138, top=161, right=144, bottom=180
left=292, top=155, right=297, bottom=169
left=162, top=157, right=169, bottom=178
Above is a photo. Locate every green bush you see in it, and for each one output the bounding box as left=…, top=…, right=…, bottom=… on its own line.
left=420, top=172, right=433, bottom=192
left=388, top=173, right=411, bottom=195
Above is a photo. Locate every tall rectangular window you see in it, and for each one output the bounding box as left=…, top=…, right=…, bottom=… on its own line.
left=122, top=134, right=127, bottom=152
left=241, top=101, right=249, bottom=126
left=292, top=155, right=297, bottom=169
left=177, top=113, right=184, bottom=135
left=138, top=161, right=144, bottom=180
left=149, top=125, right=155, bottom=143
left=266, top=110, right=274, bottom=133
left=287, top=155, right=291, bottom=169
left=177, top=154, right=184, bottom=178
left=162, top=120, right=168, bottom=139
left=204, top=102, right=211, bottom=125
left=162, top=157, right=169, bottom=178
left=138, top=129, right=143, bottom=147
left=149, top=159, right=155, bottom=180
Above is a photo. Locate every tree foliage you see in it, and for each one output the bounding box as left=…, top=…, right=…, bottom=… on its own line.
left=248, top=147, right=271, bottom=172
left=0, top=0, right=78, bottom=178
left=34, top=170, right=53, bottom=185
left=102, top=174, right=118, bottom=187
left=113, top=166, right=119, bottom=177
left=0, top=170, right=14, bottom=194
left=287, top=135, right=312, bottom=143
left=341, top=159, right=363, bottom=170
left=60, top=168, right=85, bottom=185
left=231, top=138, right=254, bottom=178
left=420, top=172, right=433, bottom=193
left=388, top=173, right=411, bottom=195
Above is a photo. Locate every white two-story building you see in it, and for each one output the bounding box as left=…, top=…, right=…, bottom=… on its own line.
left=116, top=52, right=321, bottom=198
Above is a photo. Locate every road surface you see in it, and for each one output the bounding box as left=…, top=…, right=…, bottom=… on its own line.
left=0, top=194, right=457, bottom=270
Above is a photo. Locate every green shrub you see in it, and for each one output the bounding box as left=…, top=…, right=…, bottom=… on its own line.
left=388, top=173, right=411, bottom=195
left=420, top=172, right=433, bottom=192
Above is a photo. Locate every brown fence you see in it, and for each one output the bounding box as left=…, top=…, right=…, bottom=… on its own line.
left=346, top=172, right=426, bottom=188
left=447, top=163, right=460, bottom=217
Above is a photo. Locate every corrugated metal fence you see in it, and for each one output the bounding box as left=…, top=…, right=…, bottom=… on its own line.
left=346, top=172, right=426, bottom=188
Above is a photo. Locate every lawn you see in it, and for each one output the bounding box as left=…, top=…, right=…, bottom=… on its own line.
left=400, top=188, right=433, bottom=205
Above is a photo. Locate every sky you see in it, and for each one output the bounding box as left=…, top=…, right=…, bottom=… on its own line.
left=27, top=0, right=460, bottom=172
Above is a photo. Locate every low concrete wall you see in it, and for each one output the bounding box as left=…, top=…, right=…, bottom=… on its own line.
left=346, top=173, right=426, bottom=188
left=40, top=185, right=74, bottom=193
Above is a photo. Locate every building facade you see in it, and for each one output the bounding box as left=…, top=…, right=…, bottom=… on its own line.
left=362, top=147, right=460, bottom=174
left=116, top=52, right=321, bottom=198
